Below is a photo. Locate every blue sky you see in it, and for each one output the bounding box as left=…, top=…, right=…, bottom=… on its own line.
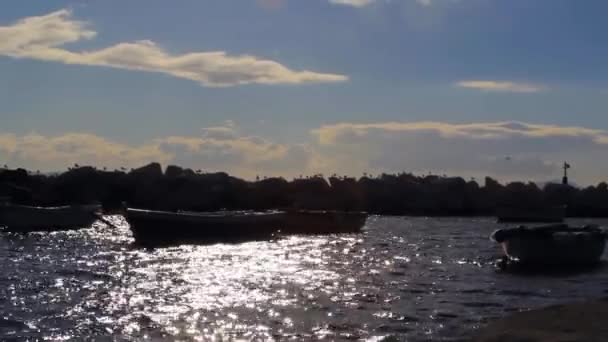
left=1, top=0, right=608, bottom=183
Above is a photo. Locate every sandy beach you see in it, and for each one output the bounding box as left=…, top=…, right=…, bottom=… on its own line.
left=472, top=297, right=608, bottom=342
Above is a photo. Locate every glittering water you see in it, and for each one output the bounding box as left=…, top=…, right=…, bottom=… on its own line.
left=2, top=216, right=608, bottom=341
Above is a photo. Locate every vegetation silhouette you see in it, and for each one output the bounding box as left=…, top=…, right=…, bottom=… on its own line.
left=1, top=163, right=608, bottom=217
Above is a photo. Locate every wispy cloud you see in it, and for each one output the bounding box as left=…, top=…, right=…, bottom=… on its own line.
left=0, top=9, right=347, bottom=87
left=312, top=121, right=608, bottom=182
left=0, top=132, right=171, bottom=170
left=0, top=122, right=311, bottom=179
left=456, top=80, right=546, bottom=93
left=329, top=0, right=377, bottom=7
left=2, top=121, right=608, bottom=183
left=313, top=121, right=608, bottom=144
left=329, top=0, right=433, bottom=7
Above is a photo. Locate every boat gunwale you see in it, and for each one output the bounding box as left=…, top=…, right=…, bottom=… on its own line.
left=1, top=203, right=101, bottom=211
left=492, top=224, right=607, bottom=242
left=126, top=208, right=286, bottom=219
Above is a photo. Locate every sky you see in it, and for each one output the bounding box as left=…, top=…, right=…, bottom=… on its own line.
left=1, top=0, right=608, bottom=184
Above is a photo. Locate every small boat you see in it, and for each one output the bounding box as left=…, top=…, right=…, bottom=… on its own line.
left=496, top=206, right=566, bottom=223
left=491, top=224, right=607, bottom=266
left=280, top=210, right=367, bottom=235
left=0, top=203, right=102, bottom=232
left=125, top=208, right=285, bottom=246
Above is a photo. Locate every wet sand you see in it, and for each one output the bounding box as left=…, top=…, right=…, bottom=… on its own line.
left=472, top=297, right=608, bottom=342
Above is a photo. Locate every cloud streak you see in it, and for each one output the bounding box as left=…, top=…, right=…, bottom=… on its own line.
left=0, top=132, right=171, bottom=171
left=1, top=121, right=608, bottom=183
left=0, top=123, right=311, bottom=179
left=312, top=121, right=608, bottom=182
left=329, top=0, right=432, bottom=7
left=329, top=0, right=377, bottom=7
left=456, top=80, right=546, bottom=93
left=0, top=9, right=347, bottom=87
left=313, top=121, right=608, bottom=144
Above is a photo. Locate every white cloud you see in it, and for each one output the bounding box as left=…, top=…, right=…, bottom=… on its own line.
left=0, top=10, right=347, bottom=87
left=0, top=122, right=311, bottom=179
left=201, top=120, right=238, bottom=140
left=314, top=121, right=608, bottom=144
left=2, top=121, right=608, bottom=183
left=160, top=121, right=312, bottom=178
left=0, top=132, right=171, bottom=171
left=456, top=80, right=546, bottom=93
left=329, top=0, right=377, bottom=7
left=158, top=134, right=310, bottom=178
left=329, top=0, right=434, bottom=7
left=312, top=121, right=608, bottom=182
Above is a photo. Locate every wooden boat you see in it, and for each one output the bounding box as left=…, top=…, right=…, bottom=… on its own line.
left=0, top=203, right=101, bottom=232
left=280, top=210, right=367, bottom=235
left=496, top=206, right=565, bottom=223
left=125, top=208, right=285, bottom=246
left=491, top=224, right=607, bottom=266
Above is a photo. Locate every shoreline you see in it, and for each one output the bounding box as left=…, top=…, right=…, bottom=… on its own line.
left=2, top=163, right=608, bottom=217
left=472, top=297, right=608, bottom=342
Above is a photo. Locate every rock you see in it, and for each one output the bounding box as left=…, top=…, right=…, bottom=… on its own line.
left=165, top=165, right=184, bottom=178
left=130, top=162, right=163, bottom=179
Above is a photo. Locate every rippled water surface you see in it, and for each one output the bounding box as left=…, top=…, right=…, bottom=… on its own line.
left=2, top=216, right=608, bottom=341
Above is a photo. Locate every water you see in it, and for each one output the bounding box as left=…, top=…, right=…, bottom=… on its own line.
left=1, top=216, right=608, bottom=341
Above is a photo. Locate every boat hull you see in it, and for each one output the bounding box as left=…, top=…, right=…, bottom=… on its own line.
left=126, top=208, right=285, bottom=246
left=500, top=231, right=606, bottom=265
left=281, top=211, right=367, bottom=235
left=125, top=208, right=368, bottom=246
left=0, top=204, right=101, bottom=232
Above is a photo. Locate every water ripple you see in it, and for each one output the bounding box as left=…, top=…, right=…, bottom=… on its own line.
left=1, top=216, right=608, bottom=340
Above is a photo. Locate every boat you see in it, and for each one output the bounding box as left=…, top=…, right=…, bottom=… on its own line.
left=125, top=208, right=285, bottom=246
left=125, top=208, right=368, bottom=246
left=0, top=203, right=102, bottom=232
left=280, top=210, right=367, bottom=235
left=496, top=206, right=566, bottom=223
left=491, top=224, right=607, bottom=266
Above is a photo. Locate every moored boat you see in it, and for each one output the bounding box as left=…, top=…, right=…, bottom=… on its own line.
left=491, top=224, right=607, bottom=266
left=125, top=208, right=285, bottom=246
left=0, top=203, right=102, bottom=232
left=280, top=210, right=367, bottom=235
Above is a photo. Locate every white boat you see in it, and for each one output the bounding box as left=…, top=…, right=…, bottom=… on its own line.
left=491, top=224, right=607, bottom=266
left=0, top=203, right=102, bottom=232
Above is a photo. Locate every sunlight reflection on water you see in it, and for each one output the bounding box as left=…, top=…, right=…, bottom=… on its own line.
left=119, top=236, right=346, bottom=340
left=1, top=215, right=608, bottom=341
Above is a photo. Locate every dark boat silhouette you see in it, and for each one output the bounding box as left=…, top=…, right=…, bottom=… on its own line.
left=0, top=203, right=101, bottom=232
left=491, top=224, right=607, bottom=267
left=125, top=208, right=368, bottom=246
left=125, top=208, right=284, bottom=246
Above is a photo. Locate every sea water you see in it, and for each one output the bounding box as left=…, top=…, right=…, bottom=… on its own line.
left=1, top=216, right=607, bottom=341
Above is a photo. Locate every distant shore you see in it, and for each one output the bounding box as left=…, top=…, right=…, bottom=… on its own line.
left=1, top=163, right=608, bottom=217
left=472, top=298, right=608, bottom=342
